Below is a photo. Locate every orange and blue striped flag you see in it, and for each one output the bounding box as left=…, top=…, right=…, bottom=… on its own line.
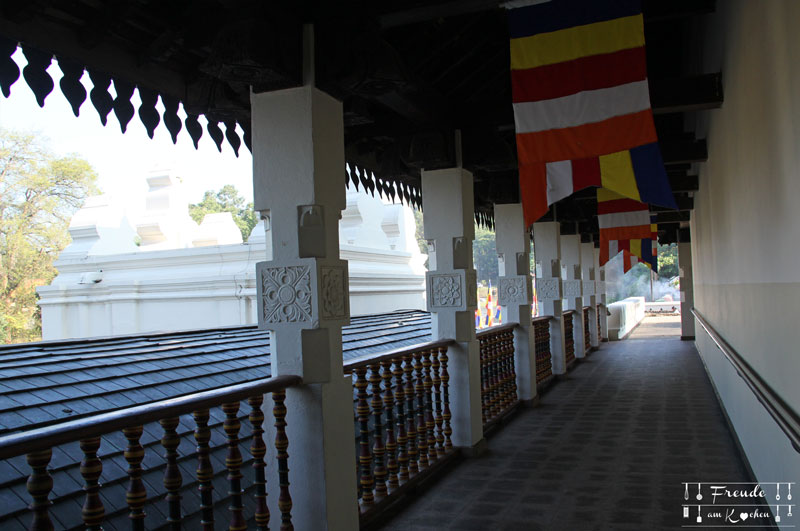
left=509, top=0, right=677, bottom=226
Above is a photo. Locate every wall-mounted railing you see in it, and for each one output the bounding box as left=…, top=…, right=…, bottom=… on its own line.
left=563, top=310, right=576, bottom=366
left=692, top=309, right=800, bottom=454
left=344, top=340, right=458, bottom=526
left=0, top=374, right=301, bottom=530
left=476, top=324, right=519, bottom=429
left=532, top=316, right=553, bottom=387
left=582, top=306, right=591, bottom=354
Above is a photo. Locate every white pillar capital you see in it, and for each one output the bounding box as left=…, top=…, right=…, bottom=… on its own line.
left=494, top=203, right=537, bottom=403
left=581, top=242, right=599, bottom=348
left=533, top=222, right=567, bottom=374
left=250, top=86, right=358, bottom=530
left=422, top=167, right=483, bottom=449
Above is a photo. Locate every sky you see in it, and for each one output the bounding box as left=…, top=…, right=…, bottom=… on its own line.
left=0, top=48, right=254, bottom=204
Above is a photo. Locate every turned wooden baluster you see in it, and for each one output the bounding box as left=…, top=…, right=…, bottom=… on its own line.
left=496, top=336, right=506, bottom=411
left=507, top=331, right=518, bottom=403
left=492, top=336, right=502, bottom=416
left=249, top=395, right=270, bottom=530
left=354, top=367, right=374, bottom=504
left=123, top=426, right=147, bottom=531
left=394, top=358, right=409, bottom=482
left=497, top=335, right=508, bottom=410
left=404, top=355, right=419, bottom=474
left=26, top=448, right=53, bottom=531
left=223, top=402, right=246, bottom=531
left=422, top=350, right=437, bottom=464
left=413, top=351, right=429, bottom=469
left=439, top=346, right=453, bottom=450
left=370, top=363, right=387, bottom=498
left=160, top=417, right=182, bottom=531
left=273, top=389, right=293, bottom=531
left=79, top=437, right=104, bottom=530
left=431, top=349, right=445, bottom=457
left=479, top=338, right=489, bottom=423
left=193, top=409, right=215, bottom=530
left=382, top=359, right=399, bottom=490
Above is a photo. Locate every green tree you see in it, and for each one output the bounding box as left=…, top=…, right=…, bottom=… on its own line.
left=188, top=184, right=258, bottom=241
left=473, top=225, right=499, bottom=286
left=0, top=130, right=98, bottom=343
left=657, top=242, right=679, bottom=279
left=412, top=209, right=499, bottom=284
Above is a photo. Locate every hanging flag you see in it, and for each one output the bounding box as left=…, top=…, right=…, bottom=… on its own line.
left=485, top=282, right=494, bottom=327
left=495, top=304, right=502, bottom=324
left=508, top=0, right=677, bottom=226
left=475, top=308, right=481, bottom=329
left=598, top=188, right=651, bottom=264
left=599, top=188, right=659, bottom=272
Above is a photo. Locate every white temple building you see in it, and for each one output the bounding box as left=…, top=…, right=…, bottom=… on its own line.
left=38, top=173, right=427, bottom=340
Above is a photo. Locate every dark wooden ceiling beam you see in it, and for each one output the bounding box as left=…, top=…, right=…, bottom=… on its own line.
left=669, top=174, right=699, bottom=192
left=655, top=211, right=690, bottom=224
left=0, top=14, right=187, bottom=101
left=651, top=73, right=723, bottom=114
left=661, top=137, right=707, bottom=165
left=378, top=0, right=715, bottom=28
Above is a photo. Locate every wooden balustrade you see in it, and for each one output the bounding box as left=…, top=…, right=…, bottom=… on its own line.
left=564, top=310, right=576, bottom=367
left=0, top=375, right=301, bottom=531
left=476, top=324, right=519, bottom=429
left=344, top=340, right=458, bottom=526
left=583, top=306, right=591, bottom=354
left=597, top=303, right=602, bottom=341
left=533, top=316, right=553, bottom=387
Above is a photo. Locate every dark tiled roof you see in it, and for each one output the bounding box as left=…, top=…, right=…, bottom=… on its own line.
left=0, top=310, right=432, bottom=529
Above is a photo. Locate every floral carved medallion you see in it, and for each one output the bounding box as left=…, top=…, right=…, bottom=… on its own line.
left=498, top=277, right=527, bottom=305
left=429, top=274, right=463, bottom=308
left=537, top=278, right=560, bottom=300
left=261, top=265, right=312, bottom=323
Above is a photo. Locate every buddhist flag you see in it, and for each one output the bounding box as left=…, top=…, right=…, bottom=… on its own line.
left=599, top=188, right=658, bottom=271
left=509, top=0, right=677, bottom=226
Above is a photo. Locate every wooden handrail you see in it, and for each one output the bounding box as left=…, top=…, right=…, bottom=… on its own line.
left=692, top=309, right=800, bottom=453
left=476, top=322, right=518, bottom=339
left=343, top=339, right=455, bottom=371
left=531, top=315, right=552, bottom=324
left=0, top=374, right=302, bottom=459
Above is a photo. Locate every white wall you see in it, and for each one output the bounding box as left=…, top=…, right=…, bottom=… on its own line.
left=691, top=0, right=800, bottom=496
left=38, top=180, right=426, bottom=339
left=607, top=297, right=645, bottom=340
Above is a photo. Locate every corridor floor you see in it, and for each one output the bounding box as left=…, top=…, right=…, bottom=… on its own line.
left=380, top=317, right=769, bottom=530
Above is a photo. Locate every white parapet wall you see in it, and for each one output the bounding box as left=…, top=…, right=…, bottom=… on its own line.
left=38, top=174, right=427, bottom=340
left=606, top=296, right=646, bottom=340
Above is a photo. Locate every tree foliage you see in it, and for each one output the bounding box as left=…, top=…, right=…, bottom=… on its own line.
left=188, top=184, right=258, bottom=241
left=473, top=225, right=499, bottom=286
left=0, top=130, right=98, bottom=343
left=657, top=242, right=679, bottom=278
left=411, top=210, right=499, bottom=285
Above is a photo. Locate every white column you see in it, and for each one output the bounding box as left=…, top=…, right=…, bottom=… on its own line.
left=581, top=241, right=599, bottom=349
left=594, top=247, right=609, bottom=342
left=533, top=222, right=567, bottom=374
left=252, top=85, right=359, bottom=530
left=422, top=167, right=484, bottom=451
left=494, top=203, right=538, bottom=404
left=561, top=234, right=586, bottom=359
left=679, top=238, right=696, bottom=340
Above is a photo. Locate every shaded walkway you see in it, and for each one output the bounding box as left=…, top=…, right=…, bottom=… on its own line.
left=381, top=320, right=766, bottom=530
left=630, top=313, right=682, bottom=339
